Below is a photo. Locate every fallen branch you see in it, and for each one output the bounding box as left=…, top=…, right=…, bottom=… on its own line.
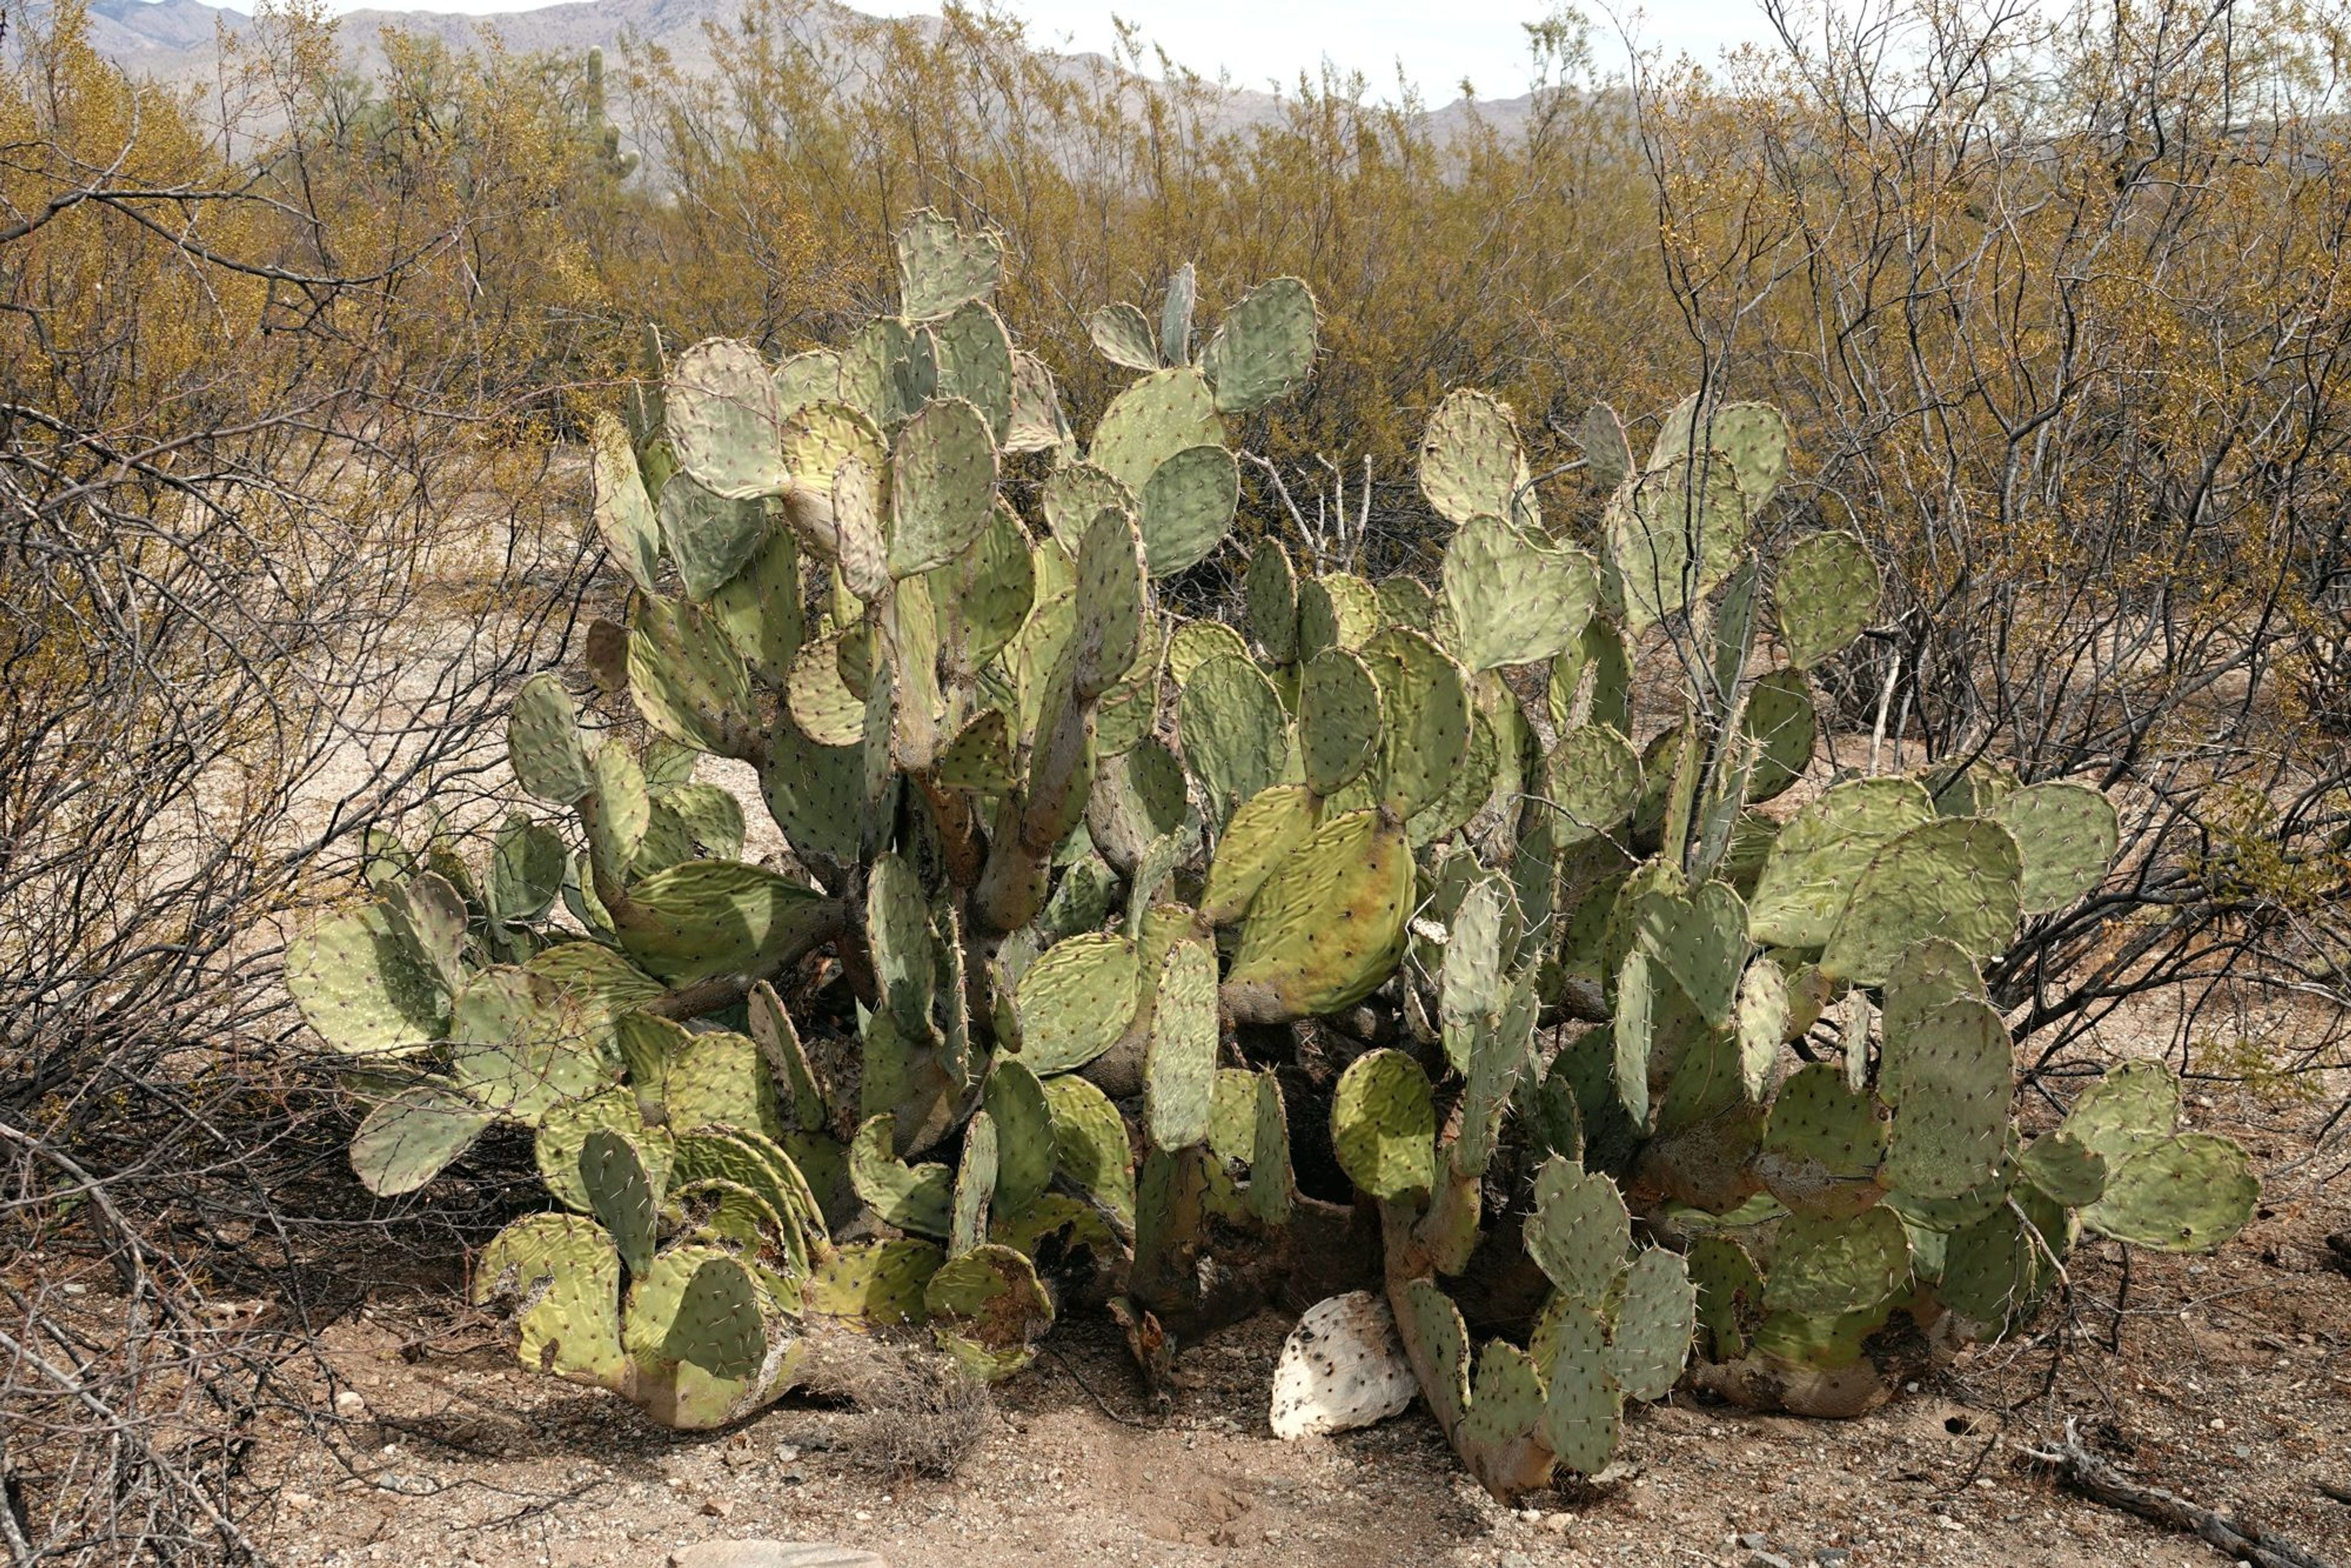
left=2023, top=1419, right=2337, bottom=1568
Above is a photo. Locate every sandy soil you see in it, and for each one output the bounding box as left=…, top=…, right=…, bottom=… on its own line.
left=206, top=1079, right=2351, bottom=1568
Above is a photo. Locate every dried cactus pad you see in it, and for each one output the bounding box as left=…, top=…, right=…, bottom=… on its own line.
left=1269, top=1291, right=1419, bottom=1439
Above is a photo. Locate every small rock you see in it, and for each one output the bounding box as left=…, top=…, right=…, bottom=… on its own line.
left=334, top=1390, right=367, bottom=1419
left=667, top=1545, right=889, bottom=1568
left=1747, top=1553, right=1793, bottom=1568
left=1738, top=1535, right=1772, bottom=1552
left=1815, top=1550, right=1851, bottom=1567
left=774, top=1446, right=800, bottom=1465
left=702, top=1498, right=735, bottom=1519
left=1542, top=1515, right=1573, bottom=1536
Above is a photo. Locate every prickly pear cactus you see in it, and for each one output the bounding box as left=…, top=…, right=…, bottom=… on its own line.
left=283, top=220, right=2257, bottom=1484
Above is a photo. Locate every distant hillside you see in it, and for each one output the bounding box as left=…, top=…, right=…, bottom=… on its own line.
left=80, top=0, right=1538, bottom=144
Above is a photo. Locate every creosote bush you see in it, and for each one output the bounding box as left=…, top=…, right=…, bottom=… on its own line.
left=285, top=214, right=2259, bottom=1498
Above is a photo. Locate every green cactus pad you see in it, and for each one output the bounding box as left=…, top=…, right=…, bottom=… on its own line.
left=1166, top=618, right=1250, bottom=689
left=1438, top=872, right=1512, bottom=1051
left=1245, top=539, right=1300, bottom=662
left=1297, top=648, right=1383, bottom=797
left=1528, top=1157, right=1632, bottom=1302
left=1880, top=996, right=2011, bottom=1199
left=1881, top=936, right=1987, bottom=1049
left=1613, top=950, right=1656, bottom=1129
left=710, top=517, right=803, bottom=681
left=657, top=470, right=768, bottom=604
left=537, top=1087, right=669, bottom=1213
left=1630, top=880, right=1749, bottom=1029
left=1774, top=531, right=1879, bottom=670
left=1090, top=368, right=1222, bottom=497
left=849, top=1114, right=953, bottom=1239
left=1297, top=573, right=1382, bottom=661
left=610, top=860, right=835, bottom=986
left=1224, top=809, right=1413, bottom=1023
left=778, top=403, right=887, bottom=543
left=1687, top=1233, right=1766, bottom=1359
left=628, top=593, right=749, bottom=756
left=1539, top=1304, right=1621, bottom=1476
left=1607, top=456, right=1746, bottom=631
left=936, top=500, right=1037, bottom=678
left=1764, top=1208, right=1911, bottom=1318
left=1087, top=301, right=1161, bottom=372
left=1328, top=1050, right=1436, bottom=1201
left=1819, top=818, right=2023, bottom=987
left=1005, top=353, right=1065, bottom=451
left=981, top=1057, right=1055, bottom=1213
left=1161, top=263, right=1198, bottom=364
left=2080, top=1133, right=2258, bottom=1253
left=1408, top=708, right=1498, bottom=848
left=1540, top=722, right=1641, bottom=848
left=1608, top=1248, right=1697, bottom=1402
left=1086, top=740, right=1189, bottom=874
left=2060, top=1061, right=2181, bottom=1168
left=1440, top=517, right=1600, bottom=673
left=1041, top=1073, right=1136, bottom=1229
left=771, top=348, right=839, bottom=418
left=665, top=1030, right=778, bottom=1139
left=1935, top=1202, right=2042, bottom=1331
left=1073, top=505, right=1147, bottom=699
left=800, top=1239, right=938, bottom=1327
left=1989, top=781, right=2119, bottom=914
left=590, top=410, right=662, bottom=590
left=508, top=675, right=595, bottom=805
left=1179, top=654, right=1289, bottom=826
left=473, top=1213, right=626, bottom=1386
left=1419, top=389, right=1530, bottom=528
left=667, top=339, right=787, bottom=500
left=1040, top=461, right=1134, bottom=553
left=930, top=301, right=1015, bottom=441
left=926, top=1244, right=1055, bottom=1380
left=670, top=1125, right=823, bottom=1241
left=1580, top=402, right=1632, bottom=492
left=1201, top=785, right=1318, bottom=925
left=934, top=708, right=1014, bottom=795
left=1145, top=937, right=1220, bottom=1150
left=894, top=209, right=1003, bottom=320
left=580, top=1127, right=662, bottom=1277
left=1201, top=276, right=1317, bottom=413
left=1395, top=1276, right=1472, bottom=1433
left=1746, top=779, right=1937, bottom=948
left=838, top=316, right=932, bottom=430
left=1374, top=575, right=1434, bottom=631
left=1138, top=443, right=1240, bottom=576
left=864, top=851, right=939, bottom=1043
left=759, top=722, right=862, bottom=867
left=2017, top=1131, right=2107, bottom=1207
left=639, top=1249, right=769, bottom=1384
left=1742, top=669, right=1817, bottom=803
left=951, top=1109, right=997, bottom=1256
left=1755, top=1062, right=1888, bottom=1218
left=286, top=902, right=449, bottom=1056
left=1012, top=932, right=1141, bottom=1075
left=1247, top=1070, right=1296, bottom=1227
left=888, top=396, right=998, bottom=577
left=348, top=1080, right=495, bottom=1196
left=1359, top=627, right=1472, bottom=820
left=1459, top=1340, right=1549, bottom=1467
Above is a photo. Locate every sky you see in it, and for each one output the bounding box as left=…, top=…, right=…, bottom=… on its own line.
left=305, top=0, right=1780, bottom=100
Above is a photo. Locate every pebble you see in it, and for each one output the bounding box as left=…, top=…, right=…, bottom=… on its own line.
left=334, top=1390, right=367, bottom=1419
left=667, top=1545, right=888, bottom=1568
left=1747, top=1552, right=1794, bottom=1568
left=1815, top=1550, right=1851, bottom=1567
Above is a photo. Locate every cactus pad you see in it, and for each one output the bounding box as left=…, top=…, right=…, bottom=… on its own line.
left=1745, top=777, right=1935, bottom=948
left=1528, top=1157, right=1632, bottom=1302
left=849, top=1114, right=953, bottom=1238
left=1201, top=276, right=1318, bottom=413
left=1297, top=573, right=1382, bottom=660
left=1764, top=1209, right=1911, bottom=1318
left=473, top=1213, right=627, bottom=1386
left=1245, top=539, right=1300, bottom=662
left=667, top=339, right=787, bottom=500
left=1073, top=505, right=1147, bottom=697
left=806, top=1237, right=942, bottom=1324
left=2081, top=1133, right=2258, bottom=1253
left=950, top=1109, right=997, bottom=1255
left=1179, top=653, right=1289, bottom=826
left=1087, top=302, right=1161, bottom=372
left=1223, top=809, right=1413, bottom=1022
left=1819, top=818, right=2023, bottom=987
left=508, top=675, right=595, bottom=805
left=1011, top=932, right=1140, bottom=1073
left=1755, top=1062, right=1887, bottom=1218
left=629, top=593, right=751, bottom=754
left=1741, top=669, right=1817, bottom=803
left=894, top=209, right=1004, bottom=320
left=1419, top=390, right=1529, bottom=527
left=1202, top=785, right=1318, bottom=925
left=1395, top=1276, right=1472, bottom=1433
left=981, top=1056, right=1056, bottom=1212
left=1329, top=1050, right=1436, bottom=1201
left=1881, top=996, right=2011, bottom=1199
left=1146, top=937, right=1220, bottom=1150
left=1269, top=1291, right=1418, bottom=1439
left=1539, top=1303, right=1620, bottom=1476
left=930, top=301, right=1015, bottom=440
left=348, top=1081, right=496, bottom=1196
left=590, top=410, right=662, bottom=590
left=1989, top=781, right=2119, bottom=914
left=610, top=860, right=836, bottom=986
left=888, top=396, right=997, bottom=577
left=1608, top=1247, right=1697, bottom=1401
left=1042, top=1073, right=1136, bottom=1229
left=2061, top=1061, right=2182, bottom=1168
left=925, top=1244, right=1054, bottom=1380
left=1773, top=530, right=1878, bottom=670
left=1297, top=648, right=1383, bottom=797
left=1090, top=369, right=1221, bottom=497
left=1441, top=518, right=1599, bottom=673
left=1138, top=443, right=1240, bottom=576
left=286, top=902, right=449, bottom=1056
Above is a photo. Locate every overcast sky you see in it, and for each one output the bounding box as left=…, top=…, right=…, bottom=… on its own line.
left=310, top=1, right=1780, bottom=99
